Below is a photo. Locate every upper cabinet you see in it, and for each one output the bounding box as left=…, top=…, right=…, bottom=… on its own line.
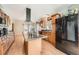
left=39, top=15, right=52, bottom=31
left=0, top=9, right=11, bottom=26
left=0, top=8, right=13, bottom=31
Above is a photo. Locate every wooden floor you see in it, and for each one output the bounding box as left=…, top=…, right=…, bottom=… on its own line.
left=57, top=40, right=79, bottom=55
left=6, top=33, right=65, bottom=55
left=41, top=40, right=65, bottom=55
left=6, top=34, right=25, bottom=55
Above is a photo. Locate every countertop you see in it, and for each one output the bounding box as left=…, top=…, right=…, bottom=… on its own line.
left=23, top=33, right=48, bottom=41
left=41, top=30, right=52, bottom=32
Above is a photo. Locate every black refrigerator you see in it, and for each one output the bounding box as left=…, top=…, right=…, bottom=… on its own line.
left=56, top=13, right=79, bottom=54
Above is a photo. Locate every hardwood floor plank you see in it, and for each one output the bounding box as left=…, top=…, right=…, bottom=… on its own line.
left=41, top=40, right=65, bottom=55
left=6, top=34, right=25, bottom=55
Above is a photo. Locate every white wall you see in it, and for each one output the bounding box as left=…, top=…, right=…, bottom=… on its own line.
left=0, top=4, right=3, bottom=8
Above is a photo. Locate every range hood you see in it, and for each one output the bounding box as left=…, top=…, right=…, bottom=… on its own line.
left=26, top=8, right=31, bottom=22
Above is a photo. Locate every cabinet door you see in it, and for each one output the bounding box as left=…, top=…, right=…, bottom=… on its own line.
left=42, top=32, right=48, bottom=40
left=42, top=31, right=55, bottom=46
left=28, top=39, right=42, bottom=55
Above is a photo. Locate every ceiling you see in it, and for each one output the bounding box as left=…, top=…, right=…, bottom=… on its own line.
left=1, top=4, right=70, bottom=21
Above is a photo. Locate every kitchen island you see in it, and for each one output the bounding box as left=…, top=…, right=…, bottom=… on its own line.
left=23, top=33, right=47, bottom=55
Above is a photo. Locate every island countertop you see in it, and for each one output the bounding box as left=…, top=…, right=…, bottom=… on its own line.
left=23, top=33, right=48, bottom=41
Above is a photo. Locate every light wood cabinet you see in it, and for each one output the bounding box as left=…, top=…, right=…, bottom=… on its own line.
left=40, top=14, right=61, bottom=47
left=24, top=38, right=42, bottom=55
left=0, top=8, right=12, bottom=26
left=40, top=16, right=56, bottom=47
left=0, top=32, right=15, bottom=55
left=41, top=31, right=55, bottom=46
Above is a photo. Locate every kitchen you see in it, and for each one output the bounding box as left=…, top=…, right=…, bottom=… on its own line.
left=0, top=4, right=79, bottom=55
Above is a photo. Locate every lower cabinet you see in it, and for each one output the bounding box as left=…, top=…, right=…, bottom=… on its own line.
left=24, top=38, right=42, bottom=55
left=0, top=35, right=15, bottom=55
left=41, top=31, right=56, bottom=47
